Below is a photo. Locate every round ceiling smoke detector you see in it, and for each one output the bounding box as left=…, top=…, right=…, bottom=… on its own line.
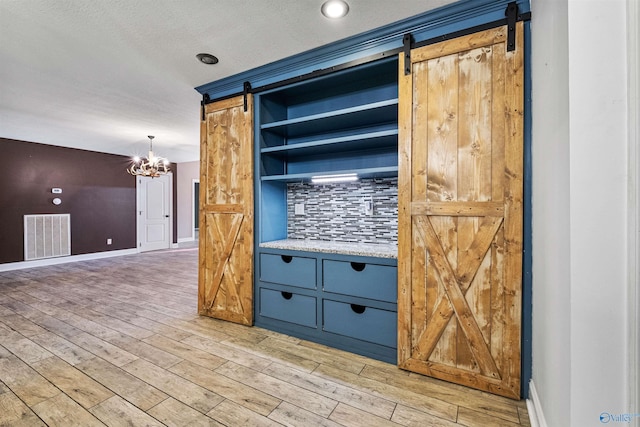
left=196, top=53, right=219, bottom=65
left=321, top=0, right=349, bottom=19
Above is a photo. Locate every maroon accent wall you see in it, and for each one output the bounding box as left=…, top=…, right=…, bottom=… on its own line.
left=0, top=138, right=140, bottom=264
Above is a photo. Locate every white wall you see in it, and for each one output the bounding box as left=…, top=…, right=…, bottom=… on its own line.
left=627, top=0, right=640, bottom=419
left=531, top=0, right=634, bottom=426
left=568, top=1, right=630, bottom=425
left=530, top=0, right=571, bottom=425
left=177, top=160, right=199, bottom=241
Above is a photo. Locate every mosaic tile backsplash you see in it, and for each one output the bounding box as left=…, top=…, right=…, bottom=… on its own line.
left=286, top=178, right=398, bottom=244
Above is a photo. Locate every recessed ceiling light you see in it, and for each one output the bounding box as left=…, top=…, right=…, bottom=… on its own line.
left=196, top=53, right=219, bottom=65
left=321, top=0, right=349, bottom=19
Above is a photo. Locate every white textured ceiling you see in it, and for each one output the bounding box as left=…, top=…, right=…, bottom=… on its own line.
left=0, top=0, right=454, bottom=162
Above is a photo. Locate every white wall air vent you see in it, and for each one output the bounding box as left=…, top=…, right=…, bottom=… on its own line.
left=24, top=214, right=71, bottom=261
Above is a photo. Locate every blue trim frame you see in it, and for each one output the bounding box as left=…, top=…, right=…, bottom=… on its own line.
left=522, top=19, right=533, bottom=400
left=195, top=0, right=530, bottom=100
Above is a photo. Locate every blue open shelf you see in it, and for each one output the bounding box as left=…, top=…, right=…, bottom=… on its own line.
left=261, top=128, right=397, bottom=158
left=261, top=99, right=398, bottom=139
left=260, top=166, right=398, bottom=183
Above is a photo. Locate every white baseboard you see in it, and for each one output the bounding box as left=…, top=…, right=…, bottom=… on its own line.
left=527, top=380, right=548, bottom=427
left=0, top=249, right=138, bottom=272
left=177, top=237, right=195, bottom=243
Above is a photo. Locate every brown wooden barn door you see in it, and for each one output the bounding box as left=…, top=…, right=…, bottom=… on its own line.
left=198, top=95, right=254, bottom=325
left=398, top=23, right=524, bottom=398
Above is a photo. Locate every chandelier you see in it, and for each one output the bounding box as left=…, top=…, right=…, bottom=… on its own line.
left=127, top=135, right=170, bottom=178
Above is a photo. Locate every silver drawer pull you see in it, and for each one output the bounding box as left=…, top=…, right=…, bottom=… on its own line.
left=350, top=262, right=366, bottom=272
left=281, top=291, right=293, bottom=300
left=281, top=255, right=293, bottom=263
left=350, top=304, right=366, bottom=314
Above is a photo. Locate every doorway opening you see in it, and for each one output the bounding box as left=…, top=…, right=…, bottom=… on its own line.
left=192, top=179, right=199, bottom=242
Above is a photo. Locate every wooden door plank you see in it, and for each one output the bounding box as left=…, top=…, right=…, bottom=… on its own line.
left=202, top=204, right=245, bottom=213
left=411, top=26, right=507, bottom=63
left=455, top=44, right=493, bottom=371
left=423, top=52, right=460, bottom=366
left=425, top=54, right=458, bottom=203
left=397, top=51, right=414, bottom=365
left=457, top=46, right=493, bottom=202
left=499, top=22, right=525, bottom=398
left=411, top=201, right=504, bottom=216
left=426, top=215, right=457, bottom=366
left=409, top=60, right=432, bottom=360
left=491, top=40, right=507, bottom=204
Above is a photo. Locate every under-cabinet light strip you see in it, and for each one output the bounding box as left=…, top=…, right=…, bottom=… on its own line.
left=310, top=173, right=358, bottom=184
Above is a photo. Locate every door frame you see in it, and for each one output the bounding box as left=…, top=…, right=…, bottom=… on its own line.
left=192, top=178, right=199, bottom=241
left=135, top=173, right=174, bottom=253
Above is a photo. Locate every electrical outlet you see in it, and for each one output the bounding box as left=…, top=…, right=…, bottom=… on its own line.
left=294, top=203, right=305, bottom=215
left=363, top=196, right=374, bottom=216
left=106, top=238, right=112, bottom=245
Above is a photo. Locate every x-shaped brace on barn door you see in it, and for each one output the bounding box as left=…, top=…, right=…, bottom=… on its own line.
left=412, top=214, right=504, bottom=379
left=204, top=212, right=245, bottom=311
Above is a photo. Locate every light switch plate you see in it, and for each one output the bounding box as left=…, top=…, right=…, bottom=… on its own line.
left=294, top=203, right=305, bottom=215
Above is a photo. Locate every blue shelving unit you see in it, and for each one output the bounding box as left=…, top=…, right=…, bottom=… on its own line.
left=258, top=57, right=399, bottom=183
left=254, top=56, right=400, bottom=362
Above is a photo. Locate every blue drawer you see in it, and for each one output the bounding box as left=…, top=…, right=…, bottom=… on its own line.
left=323, top=300, right=396, bottom=348
left=323, top=260, right=396, bottom=303
left=259, top=288, right=317, bottom=328
left=260, top=253, right=316, bottom=289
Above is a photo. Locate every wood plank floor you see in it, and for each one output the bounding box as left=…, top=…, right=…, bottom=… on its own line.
left=0, top=246, right=530, bottom=426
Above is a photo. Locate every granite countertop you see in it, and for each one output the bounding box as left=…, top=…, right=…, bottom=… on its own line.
left=259, top=239, right=398, bottom=259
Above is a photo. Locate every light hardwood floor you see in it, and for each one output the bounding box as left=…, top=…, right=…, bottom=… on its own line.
left=0, top=246, right=530, bottom=426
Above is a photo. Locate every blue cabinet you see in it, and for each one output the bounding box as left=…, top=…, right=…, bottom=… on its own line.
left=323, top=259, right=397, bottom=303
left=323, top=300, right=397, bottom=348
left=259, top=288, right=317, bottom=328
left=260, top=253, right=316, bottom=289
left=255, top=248, right=397, bottom=363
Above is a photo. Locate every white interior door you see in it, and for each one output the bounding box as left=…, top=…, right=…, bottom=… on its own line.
left=137, top=174, right=171, bottom=252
